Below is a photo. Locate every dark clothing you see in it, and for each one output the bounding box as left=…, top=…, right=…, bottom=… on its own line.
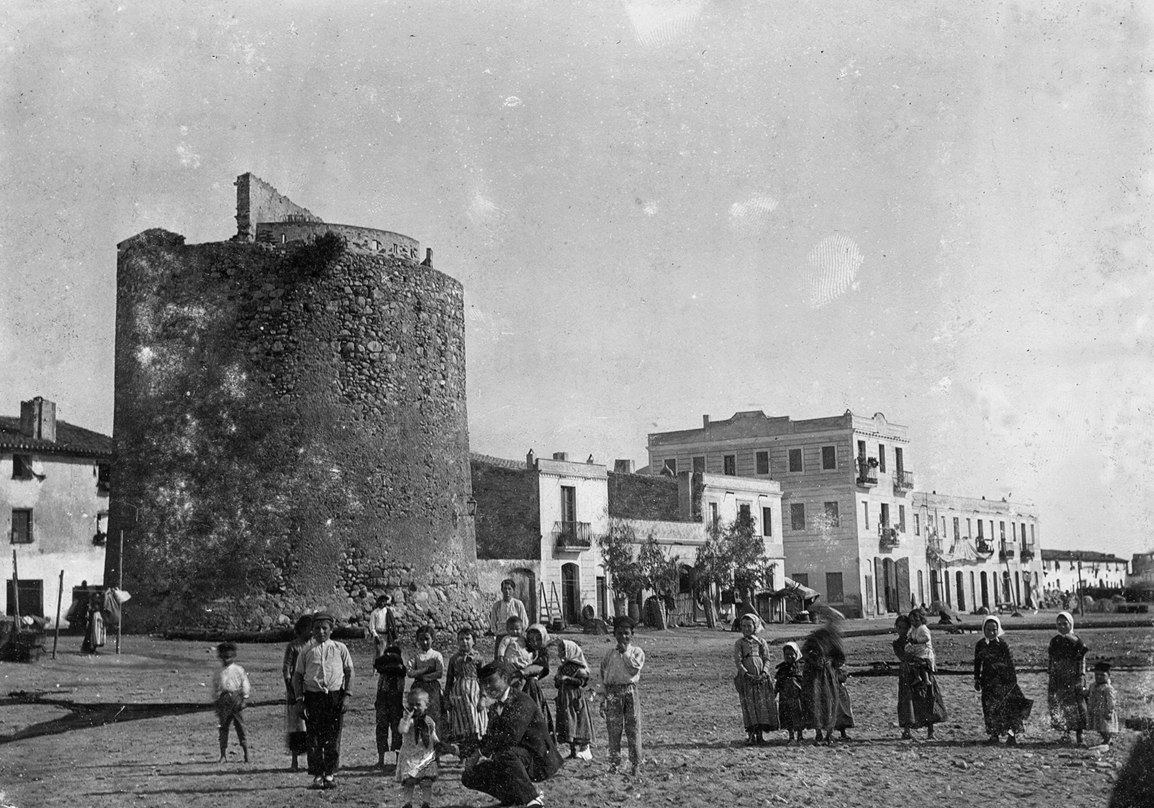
left=774, top=660, right=806, bottom=731
left=374, top=649, right=407, bottom=755
left=216, top=692, right=247, bottom=755
left=893, top=638, right=947, bottom=729
left=520, top=649, right=555, bottom=739
left=304, top=691, right=345, bottom=776
left=1047, top=633, right=1088, bottom=731
left=974, top=638, right=1032, bottom=736
left=463, top=687, right=562, bottom=805
left=801, top=627, right=845, bottom=733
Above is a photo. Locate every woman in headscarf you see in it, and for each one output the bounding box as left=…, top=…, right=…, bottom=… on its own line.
left=550, top=636, right=595, bottom=760
left=775, top=641, right=806, bottom=744
left=733, top=612, right=778, bottom=745
left=1047, top=610, right=1088, bottom=746
left=974, top=615, right=1032, bottom=745
left=281, top=614, right=313, bottom=770
left=522, top=623, right=555, bottom=739
left=801, top=621, right=845, bottom=746
left=903, top=608, right=947, bottom=739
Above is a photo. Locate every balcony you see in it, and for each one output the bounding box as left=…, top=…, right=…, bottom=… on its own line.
left=1020, top=545, right=1035, bottom=562
left=552, top=521, right=593, bottom=551
left=856, top=457, right=878, bottom=487
left=999, top=544, right=1016, bottom=561
left=976, top=539, right=995, bottom=555
left=879, top=526, right=900, bottom=551
left=893, top=469, right=914, bottom=493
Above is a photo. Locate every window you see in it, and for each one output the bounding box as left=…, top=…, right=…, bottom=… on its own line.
left=999, top=521, right=1006, bottom=540
left=791, top=573, right=809, bottom=587
left=662, top=458, right=677, bottom=475
left=823, top=501, right=840, bottom=527
left=878, top=443, right=887, bottom=473
left=914, top=513, right=920, bottom=535
left=692, top=456, right=705, bottom=473
left=895, top=446, right=904, bottom=474
left=723, top=454, right=736, bottom=476
left=966, top=518, right=972, bottom=538
left=917, top=570, right=925, bottom=605
left=898, top=505, right=906, bottom=532
left=709, top=502, right=719, bottom=527
left=12, top=455, right=33, bottom=480
left=825, top=572, right=844, bottom=603
left=821, top=446, right=837, bottom=470
left=880, top=503, right=890, bottom=527
left=738, top=503, right=752, bottom=526
left=1030, top=525, right=1035, bottom=543
left=863, top=502, right=869, bottom=529
left=977, top=520, right=984, bottom=539
left=755, top=451, right=769, bottom=475
left=856, top=440, right=866, bottom=460
left=788, top=448, right=803, bottom=473
left=96, top=462, right=111, bottom=494
left=5, top=578, right=43, bottom=618
left=560, top=486, right=576, bottom=525
left=790, top=503, right=806, bottom=531
left=761, top=507, right=772, bottom=537
left=10, top=509, right=32, bottom=544
left=952, top=517, right=960, bottom=540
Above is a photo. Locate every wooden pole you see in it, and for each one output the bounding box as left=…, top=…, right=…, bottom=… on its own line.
left=52, top=570, right=64, bottom=659
left=116, top=529, right=124, bottom=655
left=11, top=549, right=20, bottom=618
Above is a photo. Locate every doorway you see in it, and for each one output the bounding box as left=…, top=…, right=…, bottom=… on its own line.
left=561, top=563, right=581, bottom=625
left=509, top=567, right=537, bottom=624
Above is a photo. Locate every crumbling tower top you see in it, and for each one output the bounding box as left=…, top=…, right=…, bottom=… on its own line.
left=234, top=172, right=323, bottom=241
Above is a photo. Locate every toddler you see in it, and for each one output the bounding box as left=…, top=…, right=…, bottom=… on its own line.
left=213, top=641, right=251, bottom=763
left=396, top=689, right=439, bottom=808
left=774, top=642, right=805, bottom=744
left=1087, top=661, right=1119, bottom=745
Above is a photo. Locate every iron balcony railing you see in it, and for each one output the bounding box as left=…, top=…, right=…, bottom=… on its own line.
left=999, top=543, right=1016, bottom=560
left=856, top=457, right=878, bottom=486
left=893, top=470, right=914, bottom=491
left=879, top=526, right=900, bottom=548
left=553, top=521, right=593, bottom=550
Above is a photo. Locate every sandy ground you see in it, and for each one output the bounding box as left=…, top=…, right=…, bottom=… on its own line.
left=3, top=617, right=1153, bottom=808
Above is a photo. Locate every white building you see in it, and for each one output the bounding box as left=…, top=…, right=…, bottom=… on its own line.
left=1, top=397, right=112, bottom=625
left=1042, top=550, right=1129, bottom=593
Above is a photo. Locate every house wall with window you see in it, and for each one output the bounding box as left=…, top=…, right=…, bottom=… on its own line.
left=1042, top=550, right=1129, bottom=592
left=1, top=398, right=112, bottom=625
left=912, top=492, right=1044, bottom=612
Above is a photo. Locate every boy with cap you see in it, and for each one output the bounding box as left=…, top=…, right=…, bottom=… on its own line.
left=293, top=611, right=355, bottom=789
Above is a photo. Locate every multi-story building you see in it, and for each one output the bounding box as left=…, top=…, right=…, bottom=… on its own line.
left=1127, top=552, right=1154, bottom=595
left=648, top=410, right=925, bottom=618
left=1, top=397, right=112, bottom=624
left=470, top=451, right=784, bottom=625
left=1043, top=550, right=1129, bottom=593
left=912, top=492, right=1044, bottom=611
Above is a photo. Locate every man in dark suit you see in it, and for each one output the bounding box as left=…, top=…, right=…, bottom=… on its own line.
left=462, top=661, right=563, bottom=807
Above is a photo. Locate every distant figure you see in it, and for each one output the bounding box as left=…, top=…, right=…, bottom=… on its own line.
left=213, top=641, right=251, bottom=763
left=81, top=591, right=106, bottom=654
left=368, top=595, right=398, bottom=659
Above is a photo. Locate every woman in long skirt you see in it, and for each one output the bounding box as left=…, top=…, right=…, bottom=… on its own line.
left=550, top=637, right=595, bottom=760
left=1047, top=611, right=1088, bottom=745
left=895, top=611, right=946, bottom=739
left=801, top=622, right=844, bottom=746
left=281, top=614, right=313, bottom=770
left=522, top=624, right=555, bottom=738
left=775, top=641, right=806, bottom=744
left=445, top=627, right=487, bottom=758
left=734, top=613, right=778, bottom=745
left=974, top=616, right=1033, bottom=745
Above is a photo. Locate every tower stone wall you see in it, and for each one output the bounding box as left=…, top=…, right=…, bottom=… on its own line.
left=109, top=182, right=486, bottom=635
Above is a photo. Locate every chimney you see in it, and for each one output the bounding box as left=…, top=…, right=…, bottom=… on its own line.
left=702, top=414, right=710, bottom=430
left=20, top=397, right=56, bottom=442
left=552, top=452, right=569, bottom=462
left=614, top=459, right=635, bottom=474
left=526, top=449, right=536, bottom=469
left=421, top=248, right=433, bottom=267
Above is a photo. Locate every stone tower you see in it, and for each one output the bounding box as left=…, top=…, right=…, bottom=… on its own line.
left=107, top=174, right=486, bottom=634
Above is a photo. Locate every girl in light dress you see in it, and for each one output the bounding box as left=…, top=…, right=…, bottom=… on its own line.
left=445, top=627, right=487, bottom=759
left=1086, top=661, right=1119, bottom=745
left=396, top=689, right=439, bottom=808
left=733, top=613, right=778, bottom=746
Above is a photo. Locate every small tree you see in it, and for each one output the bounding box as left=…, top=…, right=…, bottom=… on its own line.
left=597, top=518, right=645, bottom=615
left=729, top=510, right=770, bottom=606
left=694, top=520, right=732, bottom=628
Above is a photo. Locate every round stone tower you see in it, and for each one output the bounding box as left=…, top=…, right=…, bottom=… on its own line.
left=108, top=175, right=486, bottom=634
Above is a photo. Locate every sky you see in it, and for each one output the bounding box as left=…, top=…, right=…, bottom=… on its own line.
left=2, top=1, right=1152, bottom=558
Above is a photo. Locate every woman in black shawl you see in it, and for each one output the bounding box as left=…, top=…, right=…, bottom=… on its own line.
left=801, top=620, right=845, bottom=746
left=974, top=615, right=1032, bottom=744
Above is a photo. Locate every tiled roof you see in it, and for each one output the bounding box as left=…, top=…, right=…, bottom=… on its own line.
left=469, top=452, right=525, bottom=471
left=1040, top=549, right=1128, bottom=565
left=0, top=416, right=113, bottom=459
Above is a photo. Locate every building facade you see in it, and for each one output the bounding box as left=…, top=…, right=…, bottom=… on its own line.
left=1, top=397, right=112, bottom=624
left=1042, top=550, right=1129, bottom=593
left=648, top=410, right=925, bottom=618
left=912, top=492, right=1044, bottom=611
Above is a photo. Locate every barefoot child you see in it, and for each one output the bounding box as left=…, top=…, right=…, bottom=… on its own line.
left=733, top=613, right=778, bottom=746
left=775, top=641, right=805, bottom=745
left=1087, top=661, right=1119, bottom=745
left=445, top=627, right=487, bottom=759
left=396, top=689, right=439, bottom=808
left=374, top=643, right=407, bottom=768
left=600, top=616, right=645, bottom=776
left=213, top=641, right=251, bottom=763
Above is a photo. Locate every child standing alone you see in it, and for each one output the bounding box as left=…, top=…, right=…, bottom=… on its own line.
left=396, top=689, right=439, bottom=808
left=599, top=616, right=645, bottom=776
left=213, top=641, right=251, bottom=763
left=1087, top=661, right=1119, bottom=745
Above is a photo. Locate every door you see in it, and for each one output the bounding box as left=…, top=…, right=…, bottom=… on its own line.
left=864, top=574, right=875, bottom=618
left=896, top=557, right=911, bottom=610
left=596, top=576, right=607, bottom=619
left=980, top=572, right=990, bottom=608
left=510, top=567, right=537, bottom=624
left=955, top=571, right=966, bottom=611
left=561, top=563, right=580, bottom=624
left=882, top=557, right=898, bottom=612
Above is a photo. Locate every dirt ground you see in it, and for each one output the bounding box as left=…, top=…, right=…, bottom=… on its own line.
left=3, top=617, right=1153, bottom=808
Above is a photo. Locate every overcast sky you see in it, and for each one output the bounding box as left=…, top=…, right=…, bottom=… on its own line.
left=2, top=1, right=1151, bottom=558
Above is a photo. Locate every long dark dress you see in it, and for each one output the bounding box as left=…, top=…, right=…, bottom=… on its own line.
left=801, top=627, right=844, bottom=733
left=893, top=636, right=947, bottom=729
left=775, top=659, right=806, bottom=731
left=520, top=648, right=555, bottom=739
left=554, top=659, right=595, bottom=746
left=1047, top=633, right=1088, bottom=732
left=282, top=637, right=310, bottom=754
left=974, top=637, right=1032, bottom=736
left=734, top=635, right=779, bottom=732
left=833, top=662, right=854, bottom=730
